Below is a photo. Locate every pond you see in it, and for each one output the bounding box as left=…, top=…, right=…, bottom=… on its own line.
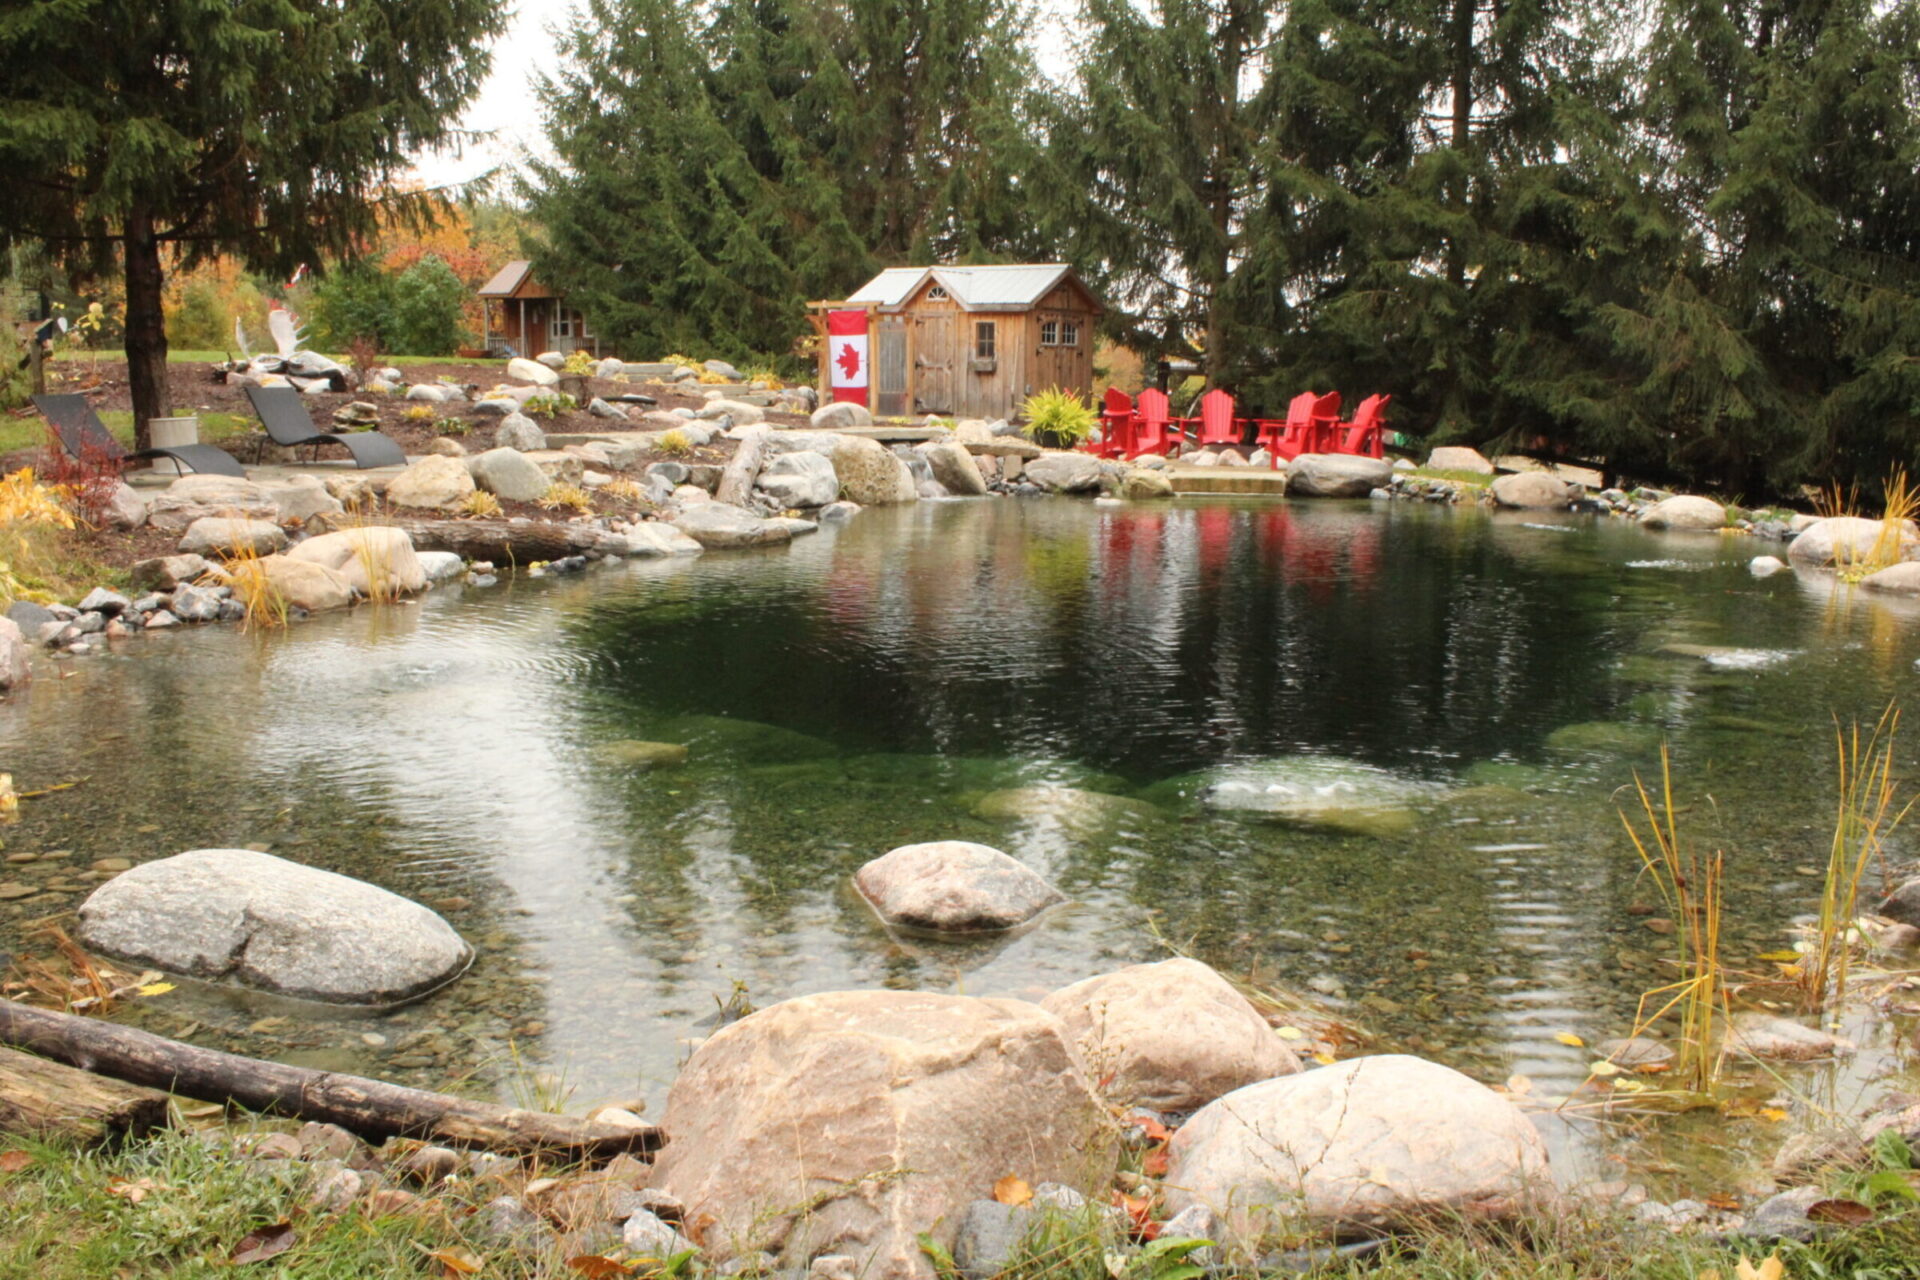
left=3, top=497, right=1917, bottom=1184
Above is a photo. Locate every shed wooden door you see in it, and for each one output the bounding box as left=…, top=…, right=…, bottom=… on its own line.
left=875, top=319, right=908, bottom=417
left=912, top=316, right=955, bottom=414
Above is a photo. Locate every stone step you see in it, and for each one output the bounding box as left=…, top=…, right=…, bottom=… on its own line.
left=1165, top=469, right=1288, bottom=496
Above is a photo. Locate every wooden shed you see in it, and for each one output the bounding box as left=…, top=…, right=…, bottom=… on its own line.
left=476, top=261, right=601, bottom=359
left=816, top=264, right=1102, bottom=420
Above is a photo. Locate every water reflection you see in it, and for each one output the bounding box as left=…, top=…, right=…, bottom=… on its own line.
left=0, top=499, right=1914, bottom=1174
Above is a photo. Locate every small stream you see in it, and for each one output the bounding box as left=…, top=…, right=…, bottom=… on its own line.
left=2, top=497, right=1915, bottom=1190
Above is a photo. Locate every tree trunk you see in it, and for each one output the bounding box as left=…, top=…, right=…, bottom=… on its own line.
left=0, top=1046, right=170, bottom=1144
left=0, top=1003, right=662, bottom=1159
left=1447, top=0, right=1475, bottom=288
left=384, top=518, right=595, bottom=564
left=122, top=208, right=170, bottom=452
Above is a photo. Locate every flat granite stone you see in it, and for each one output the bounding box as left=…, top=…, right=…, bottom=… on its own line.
left=77, top=848, right=472, bottom=1005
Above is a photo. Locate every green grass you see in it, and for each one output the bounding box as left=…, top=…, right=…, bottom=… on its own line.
left=0, top=411, right=253, bottom=458
left=4, top=1125, right=1919, bottom=1280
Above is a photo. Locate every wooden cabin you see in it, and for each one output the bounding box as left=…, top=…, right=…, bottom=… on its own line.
left=476, top=261, right=601, bottom=359
left=819, top=264, right=1102, bottom=420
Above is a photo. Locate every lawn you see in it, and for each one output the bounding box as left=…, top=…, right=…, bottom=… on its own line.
left=0, top=410, right=253, bottom=459
left=51, top=350, right=506, bottom=368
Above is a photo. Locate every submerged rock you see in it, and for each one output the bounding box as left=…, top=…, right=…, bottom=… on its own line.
left=1878, top=877, right=1920, bottom=927
left=854, top=840, right=1065, bottom=934
left=1163, top=1055, right=1552, bottom=1241
left=971, top=786, right=1156, bottom=833
left=647, top=990, right=1115, bottom=1278
left=77, top=848, right=471, bottom=1005
left=1543, top=720, right=1661, bottom=756
left=593, top=740, right=690, bottom=771
left=1192, top=757, right=1433, bottom=838
left=1041, top=958, right=1301, bottom=1110
left=1727, top=1013, right=1855, bottom=1062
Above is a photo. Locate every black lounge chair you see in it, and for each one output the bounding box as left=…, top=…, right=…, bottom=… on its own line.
left=243, top=384, right=406, bottom=469
left=33, top=393, right=247, bottom=478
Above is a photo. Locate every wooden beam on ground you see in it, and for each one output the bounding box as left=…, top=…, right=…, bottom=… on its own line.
left=0, top=1003, right=662, bottom=1159
left=0, top=1045, right=170, bottom=1145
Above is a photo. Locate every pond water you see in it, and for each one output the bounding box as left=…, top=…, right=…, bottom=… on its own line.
left=4, top=497, right=1918, bottom=1184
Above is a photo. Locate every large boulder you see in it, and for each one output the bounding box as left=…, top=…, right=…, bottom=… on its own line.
left=647, top=991, right=1115, bottom=1277
left=0, top=617, right=29, bottom=691
left=811, top=401, right=873, bottom=430
left=1163, top=1055, right=1552, bottom=1241
left=1788, top=516, right=1917, bottom=568
left=1121, top=468, right=1174, bottom=500
left=469, top=447, right=553, bottom=502
left=506, top=357, right=560, bottom=387
left=1286, top=454, right=1393, bottom=498
left=831, top=436, right=916, bottom=506
left=853, top=841, right=1065, bottom=934
left=76, top=849, right=472, bottom=1005
left=1639, top=495, right=1727, bottom=531
left=286, top=526, right=426, bottom=596
left=920, top=440, right=988, bottom=496
left=494, top=413, right=548, bottom=453
left=101, top=482, right=149, bottom=530
left=177, top=517, right=287, bottom=558
left=1425, top=446, right=1495, bottom=475
left=145, top=475, right=278, bottom=532
left=246, top=555, right=355, bottom=612
left=258, top=476, right=345, bottom=523
left=670, top=502, right=796, bottom=549
left=698, top=398, right=767, bottom=425
left=1490, top=471, right=1574, bottom=509
left=1024, top=452, right=1105, bottom=494
left=384, top=455, right=477, bottom=512
left=1040, top=958, right=1300, bottom=1110
left=757, top=450, right=839, bottom=508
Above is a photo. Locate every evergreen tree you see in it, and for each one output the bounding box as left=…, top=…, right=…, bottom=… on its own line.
left=0, top=0, right=502, bottom=446
left=524, top=0, right=1038, bottom=363
left=1037, top=0, right=1278, bottom=382
left=1600, top=0, right=1920, bottom=490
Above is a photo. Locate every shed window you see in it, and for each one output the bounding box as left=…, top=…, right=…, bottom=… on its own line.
left=975, top=322, right=996, bottom=360
left=928, top=286, right=949, bottom=301
left=1040, top=319, right=1079, bottom=347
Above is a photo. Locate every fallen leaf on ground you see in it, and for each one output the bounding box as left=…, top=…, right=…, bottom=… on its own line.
left=993, top=1176, right=1032, bottom=1207
left=1808, top=1199, right=1874, bottom=1226
left=1735, top=1256, right=1785, bottom=1280
left=1310, top=1051, right=1337, bottom=1066
left=1141, top=1148, right=1169, bottom=1177
left=567, top=1258, right=627, bottom=1279
left=106, top=1176, right=165, bottom=1204
left=231, top=1222, right=295, bottom=1264
left=0, top=1150, right=33, bottom=1173
left=1505, top=1074, right=1533, bottom=1095
left=1553, top=1032, right=1586, bottom=1048
left=426, top=1246, right=483, bottom=1275
left=1276, top=1026, right=1305, bottom=1041
left=1588, top=1060, right=1621, bottom=1078
left=136, top=982, right=174, bottom=997
left=1705, top=1193, right=1741, bottom=1210
left=1126, top=1113, right=1171, bottom=1143
left=1112, top=1191, right=1159, bottom=1241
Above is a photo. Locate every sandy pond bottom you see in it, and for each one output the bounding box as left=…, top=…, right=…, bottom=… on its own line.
left=2, top=497, right=1917, bottom=1191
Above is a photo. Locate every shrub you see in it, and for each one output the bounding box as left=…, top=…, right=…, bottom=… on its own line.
left=388, top=255, right=469, bottom=356
left=454, top=490, right=502, bottom=519
left=656, top=428, right=693, bottom=456
left=432, top=416, right=469, bottom=436
left=522, top=393, right=575, bottom=420
left=562, top=349, right=595, bottom=376
left=403, top=405, right=436, bottom=423
left=601, top=477, right=645, bottom=503
left=539, top=482, right=594, bottom=514
left=1021, top=387, right=1096, bottom=447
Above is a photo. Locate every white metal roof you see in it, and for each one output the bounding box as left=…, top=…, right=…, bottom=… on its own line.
left=842, top=263, right=1087, bottom=313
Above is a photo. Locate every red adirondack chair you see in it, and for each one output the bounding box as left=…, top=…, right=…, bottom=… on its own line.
left=1255, top=391, right=1320, bottom=465
left=1304, top=390, right=1343, bottom=455
left=1091, top=387, right=1135, bottom=457
left=1133, top=387, right=1177, bottom=456
left=1192, top=388, right=1241, bottom=450
left=1337, top=394, right=1390, bottom=458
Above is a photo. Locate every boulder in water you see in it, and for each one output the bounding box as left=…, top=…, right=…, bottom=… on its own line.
left=854, top=841, right=1065, bottom=934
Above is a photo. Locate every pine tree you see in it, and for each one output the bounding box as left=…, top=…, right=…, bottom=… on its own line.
left=0, top=0, right=503, bottom=447
left=525, top=0, right=1038, bottom=364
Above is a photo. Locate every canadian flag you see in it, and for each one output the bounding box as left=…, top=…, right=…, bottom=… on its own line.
left=827, top=309, right=869, bottom=405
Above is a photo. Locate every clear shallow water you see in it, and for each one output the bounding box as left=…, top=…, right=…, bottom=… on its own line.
left=3, top=498, right=1918, bottom=1179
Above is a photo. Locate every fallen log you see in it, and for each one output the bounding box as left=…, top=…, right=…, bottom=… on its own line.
left=0, top=1003, right=662, bottom=1159
left=384, top=518, right=595, bottom=565
left=0, top=1046, right=169, bottom=1144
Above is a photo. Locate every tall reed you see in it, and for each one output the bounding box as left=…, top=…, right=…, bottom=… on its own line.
left=1620, top=747, right=1729, bottom=1094
left=1801, top=706, right=1911, bottom=1012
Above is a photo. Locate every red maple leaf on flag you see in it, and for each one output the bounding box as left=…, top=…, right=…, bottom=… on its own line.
left=836, top=340, right=863, bottom=381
